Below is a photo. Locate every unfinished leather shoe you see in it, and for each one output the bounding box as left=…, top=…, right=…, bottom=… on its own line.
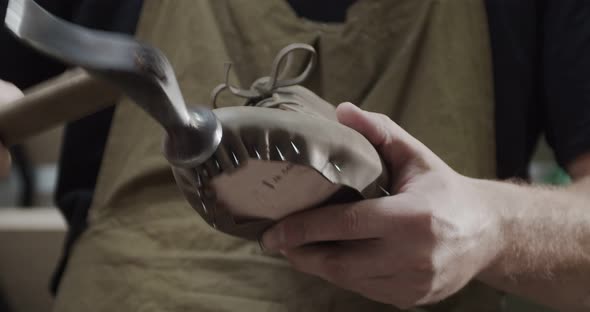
left=171, top=44, right=390, bottom=241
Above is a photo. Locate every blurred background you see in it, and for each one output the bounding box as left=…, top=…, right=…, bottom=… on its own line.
left=0, top=127, right=66, bottom=312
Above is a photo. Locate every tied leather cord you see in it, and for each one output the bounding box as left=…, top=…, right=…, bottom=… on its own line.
left=210, top=43, right=317, bottom=108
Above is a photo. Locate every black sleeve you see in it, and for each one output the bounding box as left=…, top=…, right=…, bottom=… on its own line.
left=50, top=0, right=144, bottom=295
left=485, top=0, right=543, bottom=179
left=54, top=0, right=144, bottom=214
left=542, top=0, right=590, bottom=169
left=0, top=0, right=75, bottom=87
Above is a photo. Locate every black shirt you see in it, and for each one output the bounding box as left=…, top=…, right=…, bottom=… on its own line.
left=487, top=0, right=590, bottom=177
left=1, top=0, right=590, bottom=294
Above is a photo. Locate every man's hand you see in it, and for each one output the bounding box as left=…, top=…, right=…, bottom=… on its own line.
left=0, top=80, right=23, bottom=176
left=261, top=102, right=504, bottom=309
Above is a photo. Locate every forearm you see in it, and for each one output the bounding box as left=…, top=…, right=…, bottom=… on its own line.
left=474, top=177, right=590, bottom=311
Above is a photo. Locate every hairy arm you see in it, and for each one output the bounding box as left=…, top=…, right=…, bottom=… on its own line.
left=476, top=154, right=590, bottom=312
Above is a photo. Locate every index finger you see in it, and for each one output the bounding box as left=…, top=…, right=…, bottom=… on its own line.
left=261, top=197, right=393, bottom=251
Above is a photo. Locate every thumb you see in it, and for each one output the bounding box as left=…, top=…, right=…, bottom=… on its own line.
left=336, top=102, right=392, bottom=148
left=336, top=102, right=424, bottom=167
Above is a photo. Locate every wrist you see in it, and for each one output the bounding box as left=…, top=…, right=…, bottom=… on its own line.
left=464, top=177, right=513, bottom=280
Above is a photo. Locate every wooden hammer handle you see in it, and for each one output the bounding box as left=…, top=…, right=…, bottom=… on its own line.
left=0, top=68, right=120, bottom=146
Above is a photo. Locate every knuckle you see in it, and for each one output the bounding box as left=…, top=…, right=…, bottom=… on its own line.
left=413, top=210, right=437, bottom=237
left=376, top=115, right=394, bottom=141
left=341, top=207, right=362, bottom=236
left=276, top=224, right=294, bottom=247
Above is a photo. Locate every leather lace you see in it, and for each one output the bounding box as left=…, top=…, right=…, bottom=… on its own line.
left=211, top=43, right=317, bottom=108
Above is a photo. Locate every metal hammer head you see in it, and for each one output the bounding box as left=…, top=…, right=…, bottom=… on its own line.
left=5, top=0, right=222, bottom=167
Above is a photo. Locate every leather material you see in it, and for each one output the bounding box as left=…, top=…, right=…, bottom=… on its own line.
left=173, top=72, right=389, bottom=239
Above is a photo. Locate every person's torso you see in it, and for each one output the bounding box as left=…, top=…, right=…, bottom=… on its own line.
left=55, top=1, right=500, bottom=311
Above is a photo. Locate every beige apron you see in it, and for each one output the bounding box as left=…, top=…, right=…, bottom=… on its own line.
left=54, top=0, right=498, bottom=311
